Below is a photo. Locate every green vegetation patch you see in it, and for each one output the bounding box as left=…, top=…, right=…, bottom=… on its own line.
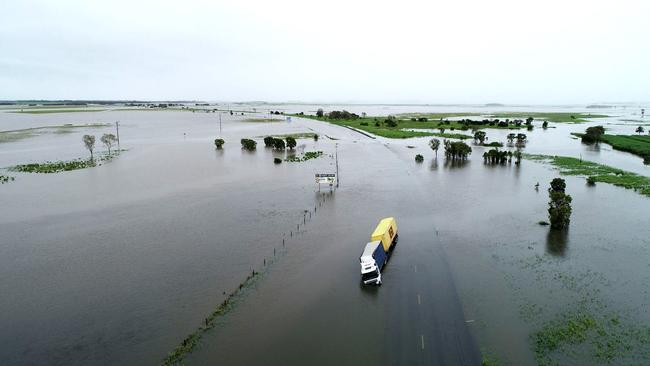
left=598, top=134, right=650, bottom=162
left=422, top=131, right=472, bottom=140
left=9, top=152, right=120, bottom=174
left=243, top=118, right=284, bottom=123
left=1, top=175, right=15, bottom=184
left=525, top=154, right=650, bottom=197
left=262, top=132, right=317, bottom=139
left=533, top=312, right=650, bottom=366
left=285, top=151, right=323, bottom=162
left=492, top=112, right=607, bottom=123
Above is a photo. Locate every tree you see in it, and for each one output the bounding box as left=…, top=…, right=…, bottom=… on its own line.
left=100, top=133, right=117, bottom=154
left=384, top=115, right=398, bottom=127
left=582, top=125, right=605, bottom=144
left=443, top=140, right=472, bottom=160
left=83, top=135, right=96, bottom=160
left=214, top=138, right=225, bottom=149
left=473, top=130, right=487, bottom=145
left=316, top=108, right=324, bottom=117
left=507, top=133, right=516, bottom=143
left=313, top=134, right=319, bottom=141
left=542, top=121, right=548, bottom=129
left=636, top=126, right=645, bottom=135
left=438, top=127, right=446, bottom=134
left=429, top=138, right=440, bottom=157
left=548, top=178, right=572, bottom=230
left=526, top=116, right=534, bottom=125
left=273, top=138, right=285, bottom=150
left=285, top=136, right=296, bottom=150
left=240, top=138, right=257, bottom=150
left=415, top=154, right=424, bottom=162
left=263, top=136, right=275, bottom=147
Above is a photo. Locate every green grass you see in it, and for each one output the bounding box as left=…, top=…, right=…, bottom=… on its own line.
left=599, top=134, right=650, bottom=161
left=0, top=123, right=110, bottom=143
left=525, top=154, right=650, bottom=197
left=296, top=115, right=463, bottom=138
left=492, top=112, right=607, bottom=123
left=9, top=151, right=121, bottom=173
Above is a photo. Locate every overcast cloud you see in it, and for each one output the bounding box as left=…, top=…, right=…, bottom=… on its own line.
left=1, top=0, right=649, bottom=103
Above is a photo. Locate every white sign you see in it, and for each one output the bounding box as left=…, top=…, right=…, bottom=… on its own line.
left=315, top=173, right=337, bottom=185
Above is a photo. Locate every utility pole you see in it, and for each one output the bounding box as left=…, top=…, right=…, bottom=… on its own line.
left=115, top=121, right=120, bottom=150
left=219, top=113, right=222, bottom=133
left=335, top=143, right=340, bottom=188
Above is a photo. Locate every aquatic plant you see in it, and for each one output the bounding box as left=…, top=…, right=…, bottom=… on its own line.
left=273, top=157, right=282, bottom=164
left=415, top=154, right=424, bottom=162
left=1, top=175, right=15, bottom=184
left=285, top=151, right=323, bottom=162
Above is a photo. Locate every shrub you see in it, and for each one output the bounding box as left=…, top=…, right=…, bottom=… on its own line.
left=360, top=122, right=368, bottom=126
left=273, top=138, right=285, bottom=150
left=214, top=138, right=225, bottom=149
left=313, top=134, right=319, bottom=141
left=316, top=108, right=324, bottom=117
left=263, top=136, right=275, bottom=147
left=240, top=138, right=257, bottom=150
left=384, top=116, right=398, bottom=127
left=274, top=157, right=282, bottom=164
left=415, top=154, right=424, bottom=162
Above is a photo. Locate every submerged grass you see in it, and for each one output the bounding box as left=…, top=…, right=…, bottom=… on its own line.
left=285, top=151, right=323, bottom=162
left=162, top=269, right=263, bottom=366
left=525, top=154, right=650, bottom=197
left=492, top=112, right=607, bottom=123
left=1, top=175, right=15, bottom=184
left=599, top=134, right=650, bottom=162
left=261, top=132, right=317, bottom=139
left=9, top=151, right=122, bottom=173
left=533, top=312, right=650, bottom=366
left=243, top=118, right=284, bottom=123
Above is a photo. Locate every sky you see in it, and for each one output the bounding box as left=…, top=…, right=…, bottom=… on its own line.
left=1, top=0, right=649, bottom=104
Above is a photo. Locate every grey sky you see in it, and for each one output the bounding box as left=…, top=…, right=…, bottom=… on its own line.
left=1, top=0, right=649, bottom=103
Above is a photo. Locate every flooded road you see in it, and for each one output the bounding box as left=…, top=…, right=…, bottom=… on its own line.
left=1, top=105, right=649, bottom=365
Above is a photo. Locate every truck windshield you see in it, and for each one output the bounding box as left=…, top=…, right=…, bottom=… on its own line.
left=362, top=270, right=378, bottom=282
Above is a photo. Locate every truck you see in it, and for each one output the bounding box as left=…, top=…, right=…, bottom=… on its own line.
left=359, top=217, right=398, bottom=285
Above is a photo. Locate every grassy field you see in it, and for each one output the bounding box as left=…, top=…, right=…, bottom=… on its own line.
left=526, top=154, right=650, bottom=197
left=297, top=115, right=493, bottom=138
left=243, top=118, right=284, bottom=123
left=599, top=135, right=650, bottom=162
left=492, top=112, right=607, bottom=123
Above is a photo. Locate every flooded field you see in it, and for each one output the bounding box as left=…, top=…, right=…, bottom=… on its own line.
left=1, top=104, right=649, bottom=365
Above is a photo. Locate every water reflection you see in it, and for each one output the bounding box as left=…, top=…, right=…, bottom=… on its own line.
left=546, top=229, right=569, bottom=257
left=443, top=159, right=469, bottom=169
left=429, top=159, right=438, bottom=171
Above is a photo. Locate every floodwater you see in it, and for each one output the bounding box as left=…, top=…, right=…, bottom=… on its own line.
left=1, top=104, right=649, bottom=365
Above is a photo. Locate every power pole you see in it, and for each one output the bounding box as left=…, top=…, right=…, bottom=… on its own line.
left=115, top=121, right=120, bottom=150
left=335, top=143, right=340, bottom=188
left=219, top=113, right=222, bottom=133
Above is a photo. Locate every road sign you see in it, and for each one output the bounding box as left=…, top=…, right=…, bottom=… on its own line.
left=316, top=173, right=336, bottom=185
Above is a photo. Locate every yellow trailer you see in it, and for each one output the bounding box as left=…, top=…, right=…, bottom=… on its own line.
left=371, top=217, right=398, bottom=253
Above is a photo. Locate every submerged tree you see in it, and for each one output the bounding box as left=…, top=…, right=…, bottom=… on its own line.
left=443, top=140, right=472, bottom=160
left=415, top=154, right=424, bottom=162
left=263, top=136, right=275, bottom=147
left=548, top=178, right=572, bottom=230
left=507, top=133, right=516, bottom=143
left=273, top=138, right=285, bottom=150
left=542, top=121, right=548, bottom=129
left=473, top=130, right=487, bottom=145
left=429, top=138, right=440, bottom=157
left=285, top=136, right=297, bottom=150
left=101, top=133, right=117, bottom=154
left=240, top=138, right=257, bottom=150
left=581, top=125, right=605, bottom=144
left=83, top=134, right=96, bottom=160
left=316, top=108, right=324, bottom=117
left=214, top=138, right=225, bottom=149
left=636, top=126, right=645, bottom=135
